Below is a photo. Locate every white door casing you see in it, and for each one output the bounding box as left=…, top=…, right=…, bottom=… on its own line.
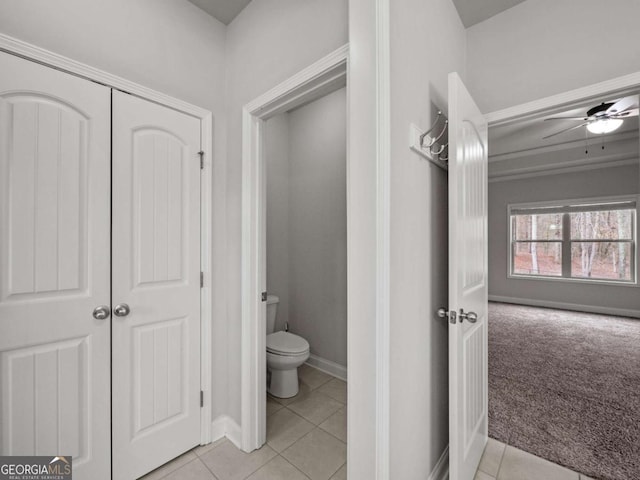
left=448, top=72, right=489, bottom=480
left=0, top=52, right=111, bottom=479
left=111, top=91, right=202, bottom=479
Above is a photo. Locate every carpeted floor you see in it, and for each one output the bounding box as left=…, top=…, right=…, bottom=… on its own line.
left=488, top=302, right=640, bottom=480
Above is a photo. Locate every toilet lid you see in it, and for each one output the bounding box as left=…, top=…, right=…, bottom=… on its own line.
left=267, top=331, right=309, bottom=355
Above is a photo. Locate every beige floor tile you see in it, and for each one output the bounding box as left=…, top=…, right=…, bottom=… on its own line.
left=267, top=408, right=315, bottom=452
left=194, top=437, right=227, bottom=457
left=282, top=429, right=346, bottom=480
left=317, top=379, right=347, bottom=405
left=298, top=364, right=333, bottom=390
left=478, top=438, right=506, bottom=476
left=329, top=463, right=347, bottom=480
left=288, top=390, right=343, bottom=425
left=200, top=440, right=277, bottom=480
left=246, top=456, right=309, bottom=480
left=163, top=458, right=217, bottom=480
left=318, top=408, right=346, bottom=442
left=139, top=450, right=198, bottom=479
left=475, top=471, right=496, bottom=480
left=580, top=476, right=595, bottom=480
left=497, top=446, right=580, bottom=480
left=276, top=381, right=313, bottom=406
left=267, top=396, right=285, bottom=417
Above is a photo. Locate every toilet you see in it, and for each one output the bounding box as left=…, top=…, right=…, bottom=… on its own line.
left=266, top=295, right=310, bottom=398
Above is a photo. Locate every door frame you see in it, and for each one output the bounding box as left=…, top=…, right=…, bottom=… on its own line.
left=240, top=45, right=348, bottom=451
left=485, top=71, right=640, bottom=126
left=0, top=33, right=215, bottom=445
left=463, top=70, right=640, bottom=475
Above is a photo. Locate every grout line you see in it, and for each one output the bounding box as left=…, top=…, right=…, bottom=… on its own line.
left=277, top=454, right=312, bottom=479
left=496, top=442, right=507, bottom=478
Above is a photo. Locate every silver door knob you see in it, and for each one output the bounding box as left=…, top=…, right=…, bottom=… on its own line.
left=437, top=308, right=457, bottom=324
left=113, top=303, right=131, bottom=317
left=93, top=305, right=110, bottom=320
left=459, top=310, right=478, bottom=323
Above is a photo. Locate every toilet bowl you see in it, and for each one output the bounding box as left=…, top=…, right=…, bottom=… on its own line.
left=266, top=295, right=310, bottom=398
left=267, top=331, right=310, bottom=398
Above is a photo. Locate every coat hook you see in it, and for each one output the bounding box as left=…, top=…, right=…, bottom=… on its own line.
left=437, top=143, right=449, bottom=161
left=419, top=111, right=442, bottom=148
left=429, top=120, right=448, bottom=152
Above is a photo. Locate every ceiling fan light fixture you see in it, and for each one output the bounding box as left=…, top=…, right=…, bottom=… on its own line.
left=586, top=118, right=623, bottom=134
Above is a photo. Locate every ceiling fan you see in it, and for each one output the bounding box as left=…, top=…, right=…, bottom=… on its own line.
left=543, top=95, right=639, bottom=139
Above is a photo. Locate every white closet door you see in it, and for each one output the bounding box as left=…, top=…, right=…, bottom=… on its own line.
left=0, top=52, right=111, bottom=479
left=111, top=91, right=201, bottom=479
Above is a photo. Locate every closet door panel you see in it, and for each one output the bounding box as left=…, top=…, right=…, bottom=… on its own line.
left=0, top=51, right=111, bottom=480
left=112, top=91, right=201, bottom=480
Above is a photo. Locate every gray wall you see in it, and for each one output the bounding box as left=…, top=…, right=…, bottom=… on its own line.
left=489, top=163, right=640, bottom=316
left=266, top=114, right=291, bottom=332
left=466, top=0, right=640, bottom=113
left=388, top=0, right=466, bottom=476
left=266, top=88, right=348, bottom=368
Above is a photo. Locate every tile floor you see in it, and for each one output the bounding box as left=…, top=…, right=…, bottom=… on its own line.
left=476, top=438, right=594, bottom=480
left=141, top=366, right=591, bottom=480
left=140, top=364, right=347, bottom=480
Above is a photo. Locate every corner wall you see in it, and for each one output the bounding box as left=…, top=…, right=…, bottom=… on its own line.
left=388, top=0, right=466, bottom=477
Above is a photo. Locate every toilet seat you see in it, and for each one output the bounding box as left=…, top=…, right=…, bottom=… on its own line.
left=267, top=331, right=309, bottom=355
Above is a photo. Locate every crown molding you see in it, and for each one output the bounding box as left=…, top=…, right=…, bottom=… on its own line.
left=489, top=154, right=638, bottom=183
left=490, top=129, right=638, bottom=163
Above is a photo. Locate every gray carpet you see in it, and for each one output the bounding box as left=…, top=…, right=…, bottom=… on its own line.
left=488, top=302, right=640, bottom=480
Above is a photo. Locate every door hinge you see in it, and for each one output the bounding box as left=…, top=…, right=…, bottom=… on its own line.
left=200, top=390, right=204, bottom=408
left=200, top=271, right=204, bottom=288
left=198, top=151, right=205, bottom=169
left=261, top=291, right=267, bottom=302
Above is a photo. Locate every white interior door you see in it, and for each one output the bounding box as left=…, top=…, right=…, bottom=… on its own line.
left=0, top=52, right=111, bottom=479
left=447, top=72, right=489, bottom=480
left=112, top=91, right=202, bottom=479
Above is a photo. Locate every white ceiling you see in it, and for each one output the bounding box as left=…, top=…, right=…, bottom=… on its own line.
left=189, top=0, right=527, bottom=27
left=452, top=0, right=526, bottom=27
left=488, top=93, right=640, bottom=180
left=187, top=0, right=252, bottom=25
left=490, top=94, right=639, bottom=157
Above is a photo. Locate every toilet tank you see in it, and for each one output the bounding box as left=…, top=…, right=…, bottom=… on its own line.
left=266, top=295, right=279, bottom=333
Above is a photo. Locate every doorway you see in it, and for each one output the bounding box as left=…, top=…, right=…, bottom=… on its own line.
left=240, top=45, right=348, bottom=452
left=480, top=77, right=640, bottom=480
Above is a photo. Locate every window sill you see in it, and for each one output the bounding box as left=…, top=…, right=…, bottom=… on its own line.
left=508, top=274, right=638, bottom=288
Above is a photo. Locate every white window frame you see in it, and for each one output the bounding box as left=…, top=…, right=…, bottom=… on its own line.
left=507, top=195, right=639, bottom=286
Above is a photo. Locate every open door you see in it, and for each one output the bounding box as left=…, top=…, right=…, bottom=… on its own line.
left=447, top=72, right=489, bottom=480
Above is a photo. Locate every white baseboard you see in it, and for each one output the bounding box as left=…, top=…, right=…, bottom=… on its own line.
left=429, top=445, right=449, bottom=480
left=210, top=415, right=243, bottom=449
left=489, top=295, right=640, bottom=319
left=305, top=354, right=347, bottom=381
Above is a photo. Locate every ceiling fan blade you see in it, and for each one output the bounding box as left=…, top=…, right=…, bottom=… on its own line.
left=544, top=116, right=588, bottom=121
left=543, top=122, right=589, bottom=139
left=606, top=96, right=638, bottom=115
left=611, top=108, right=639, bottom=118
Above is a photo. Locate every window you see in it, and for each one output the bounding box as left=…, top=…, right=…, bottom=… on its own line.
left=509, top=197, right=637, bottom=283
